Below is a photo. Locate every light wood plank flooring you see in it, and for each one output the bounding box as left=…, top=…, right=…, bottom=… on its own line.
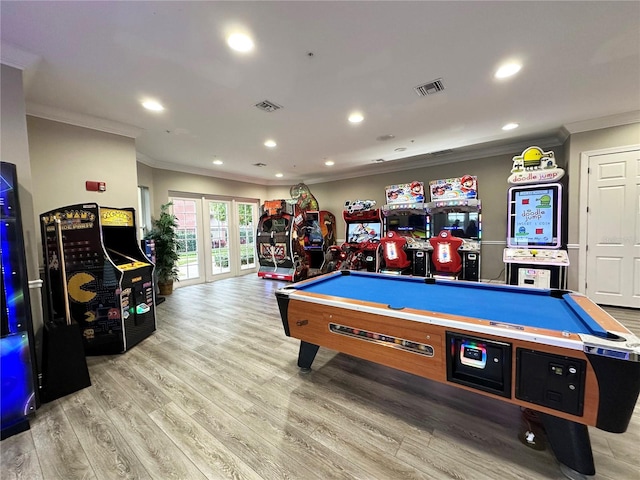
left=2, top=275, right=639, bottom=479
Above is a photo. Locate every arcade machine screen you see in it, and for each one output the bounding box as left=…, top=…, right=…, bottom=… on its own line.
left=431, top=212, right=479, bottom=239
left=347, top=222, right=381, bottom=243
left=262, top=217, right=289, bottom=233
left=507, top=184, right=562, bottom=248
left=387, top=213, right=426, bottom=239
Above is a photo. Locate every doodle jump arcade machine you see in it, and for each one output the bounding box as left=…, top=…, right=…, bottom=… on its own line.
left=40, top=204, right=156, bottom=355
left=504, top=146, right=569, bottom=289
left=382, top=181, right=430, bottom=276
left=257, top=199, right=299, bottom=281
left=1, top=162, right=38, bottom=439
left=427, top=175, right=481, bottom=281
left=343, top=200, right=382, bottom=272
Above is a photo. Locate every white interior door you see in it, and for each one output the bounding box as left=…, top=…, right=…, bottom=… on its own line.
left=585, top=149, right=640, bottom=307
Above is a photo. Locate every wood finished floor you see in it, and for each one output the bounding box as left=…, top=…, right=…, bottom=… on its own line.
left=2, top=275, right=639, bottom=480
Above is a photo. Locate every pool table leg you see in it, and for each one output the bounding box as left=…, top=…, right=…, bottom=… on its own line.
left=297, top=341, right=320, bottom=372
left=539, top=413, right=595, bottom=478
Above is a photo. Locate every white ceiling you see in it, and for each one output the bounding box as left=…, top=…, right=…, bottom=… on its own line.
left=2, top=1, right=639, bottom=186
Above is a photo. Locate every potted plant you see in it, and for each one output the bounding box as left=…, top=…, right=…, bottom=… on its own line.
left=147, top=202, right=179, bottom=295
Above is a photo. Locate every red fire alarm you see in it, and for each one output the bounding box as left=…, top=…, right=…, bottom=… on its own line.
left=86, top=181, right=106, bottom=192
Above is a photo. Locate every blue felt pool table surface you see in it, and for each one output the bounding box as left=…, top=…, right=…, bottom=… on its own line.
left=292, top=272, right=608, bottom=337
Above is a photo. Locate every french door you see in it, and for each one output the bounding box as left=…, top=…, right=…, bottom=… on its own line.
left=170, top=196, right=258, bottom=286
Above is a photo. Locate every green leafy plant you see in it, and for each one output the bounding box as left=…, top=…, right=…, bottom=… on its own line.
left=147, top=202, right=180, bottom=285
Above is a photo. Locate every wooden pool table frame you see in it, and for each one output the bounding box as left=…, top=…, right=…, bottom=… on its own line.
left=276, top=272, right=640, bottom=477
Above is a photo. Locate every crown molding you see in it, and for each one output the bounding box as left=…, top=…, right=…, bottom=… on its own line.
left=563, top=110, right=640, bottom=134
left=136, top=153, right=271, bottom=187
left=27, top=103, right=144, bottom=138
left=0, top=43, right=41, bottom=70
left=300, top=133, right=565, bottom=185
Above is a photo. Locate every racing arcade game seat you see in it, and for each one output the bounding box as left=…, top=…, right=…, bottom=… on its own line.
left=429, top=229, right=463, bottom=279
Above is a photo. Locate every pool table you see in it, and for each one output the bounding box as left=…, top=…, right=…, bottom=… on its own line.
left=276, top=271, right=640, bottom=477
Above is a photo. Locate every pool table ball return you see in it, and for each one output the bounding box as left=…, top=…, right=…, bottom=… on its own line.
left=276, top=271, right=640, bottom=478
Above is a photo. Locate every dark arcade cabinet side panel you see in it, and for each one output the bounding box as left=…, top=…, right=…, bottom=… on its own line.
left=1, top=162, right=38, bottom=439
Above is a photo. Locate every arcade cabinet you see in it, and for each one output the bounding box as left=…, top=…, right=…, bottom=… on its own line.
left=257, top=199, right=303, bottom=281
left=301, top=210, right=337, bottom=276
left=503, top=147, right=569, bottom=290
left=381, top=182, right=431, bottom=276
left=257, top=198, right=336, bottom=282
left=40, top=204, right=156, bottom=355
left=427, top=176, right=482, bottom=281
left=342, top=200, right=382, bottom=272
left=1, top=162, right=38, bottom=439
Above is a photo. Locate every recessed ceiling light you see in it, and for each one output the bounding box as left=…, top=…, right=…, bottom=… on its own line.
left=348, top=112, right=364, bottom=123
left=502, top=122, right=520, bottom=131
left=264, top=140, right=277, bottom=148
left=275, top=173, right=284, bottom=178
left=212, top=159, right=223, bottom=165
left=142, top=100, right=164, bottom=111
left=325, top=160, right=335, bottom=166
left=227, top=33, right=254, bottom=52
left=495, top=62, right=522, bottom=79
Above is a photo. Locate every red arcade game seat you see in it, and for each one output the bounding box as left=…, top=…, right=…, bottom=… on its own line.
left=429, top=229, right=463, bottom=278
left=380, top=231, right=411, bottom=273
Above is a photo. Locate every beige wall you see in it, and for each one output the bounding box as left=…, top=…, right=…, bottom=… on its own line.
left=28, top=116, right=139, bottom=222
left=565, top=122, right=640, bottom=290
left=1, top=63, right=44, bottom=333
left=268, top=148, right=564, bottom=281
left=151, top=168, right=267, bottom=214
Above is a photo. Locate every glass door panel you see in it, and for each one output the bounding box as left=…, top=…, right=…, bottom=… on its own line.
left=237, top=202, right=256, bottom=270
left=172, top=198, right=201, bottom=282
left=208, top=201, right=231, bottom=276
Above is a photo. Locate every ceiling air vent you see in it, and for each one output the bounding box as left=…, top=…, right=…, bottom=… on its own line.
left=255, top=100, right=282, bottom=112
left=429, top=149, right=454, bottom=156
left=414, top=78, right=445, bottom=97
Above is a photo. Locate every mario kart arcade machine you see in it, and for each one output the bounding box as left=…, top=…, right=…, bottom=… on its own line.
left=257, top=183, right=336, bottom=282
left=427, top=175, right=481, bottom=281
left=381, top=181, right=430, bottom=276
left=338, top=200, right=382, bottom=272
left=40, top=204, right=156, bottom=355
left=503, top=147, right=569, bottom=289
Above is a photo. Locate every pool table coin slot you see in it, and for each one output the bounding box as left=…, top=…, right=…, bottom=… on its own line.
left=516, top=349, right=586, bottom=416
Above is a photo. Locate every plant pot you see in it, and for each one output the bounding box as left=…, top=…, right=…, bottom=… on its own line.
left=158, top=281, right=174, bottom=296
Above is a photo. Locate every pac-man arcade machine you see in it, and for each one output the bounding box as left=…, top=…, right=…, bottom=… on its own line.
left=40, top=203, right=156, bottom=355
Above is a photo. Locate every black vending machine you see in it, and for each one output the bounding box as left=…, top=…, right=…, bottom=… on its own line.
left=40, top=203, right=156, bottom=355
left=1, top=162, right=38, bottom=439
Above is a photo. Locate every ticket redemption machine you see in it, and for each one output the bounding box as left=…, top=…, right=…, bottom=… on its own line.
left=40, top=204, right=156, bottom=355
left=1, top=162, right=38, bottom=439
left=342, top=200, right=383, bottom=272
left=381, top=182, right=431, bottom=276
left=504, top=147, right=569, bottom=289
